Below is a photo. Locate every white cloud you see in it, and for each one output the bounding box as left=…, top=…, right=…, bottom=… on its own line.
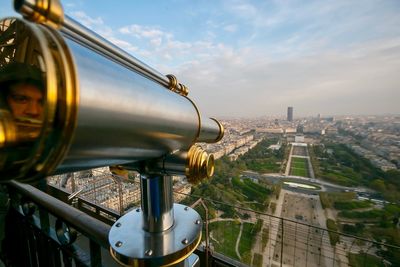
left=70, top=11, right=104, bottom=28
left=223, top=24, right=237, bottom=33
left=177, top=37, right=400, bottom=117
left=150, top=37, right=162, bottom=47
left=108, top=37, right=138, bottom=53
left=119, top=24, right=165, bottom=39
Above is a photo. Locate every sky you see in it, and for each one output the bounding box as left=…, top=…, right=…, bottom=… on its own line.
left=1, top=0, right=399, bottom=118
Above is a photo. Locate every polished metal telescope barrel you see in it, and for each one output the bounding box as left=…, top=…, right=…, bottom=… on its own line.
left=0, top=1, right=224, bottom=182
left=56, top=37, right=219, bottom=172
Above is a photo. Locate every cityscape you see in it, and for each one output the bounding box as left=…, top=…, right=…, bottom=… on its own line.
left=48, top=107, right=400, bottom=267
left=1, top=1, right=399, bottom=266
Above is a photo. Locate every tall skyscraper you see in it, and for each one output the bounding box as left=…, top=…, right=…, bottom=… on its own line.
left=287, top=106, right=293, bottom=122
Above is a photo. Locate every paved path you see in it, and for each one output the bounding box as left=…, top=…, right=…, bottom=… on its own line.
left=235, top=222, right=244, bottom=260
left=265, top=189, right=287, bottom=266
left=284, top=145, right=294, bottom=175
left=209, top=218, right=236, bottom=223
left=314, top=194, right=335, bottom=267
left=305, top=145, right=316, bottom=179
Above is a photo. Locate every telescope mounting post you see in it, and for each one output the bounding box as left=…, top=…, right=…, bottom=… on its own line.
left=109, top=174, right=202, bottom=266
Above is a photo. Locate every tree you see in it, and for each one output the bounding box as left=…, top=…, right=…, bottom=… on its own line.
left=371, top=179, right=386, bottom=192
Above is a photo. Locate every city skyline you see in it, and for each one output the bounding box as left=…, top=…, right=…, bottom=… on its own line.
left=1, top=0, right=399, bottom=117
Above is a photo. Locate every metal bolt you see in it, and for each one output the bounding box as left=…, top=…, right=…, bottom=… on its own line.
left=136, top=208, right=140, bottom=212
left=116, top=223, right=121, bottom=227
left=181, top=238, right=188, bottom=245
left=184, top=207, right=189, bottom=211
left=115, top=241, right=123, bottom=247
left=195, top=219, right=201, bottom=225
left=145, top=249, right=153, bottom=256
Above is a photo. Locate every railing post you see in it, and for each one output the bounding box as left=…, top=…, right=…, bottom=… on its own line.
left=293, top=221, right=298, bottom=265
left=318, top=227, right=324, bottom=266
left=89, top=240, right=101, bottom=267
left=305, top=223, right=311, bottom=267
left=280, top=217, right=284, bottom=266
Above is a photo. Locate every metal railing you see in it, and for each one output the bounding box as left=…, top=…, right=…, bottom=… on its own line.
left=2, top=180, right=117, bottom=267
left=2, top=179, right=400, bottom=267
left=186, top=195, right=400, bottom=267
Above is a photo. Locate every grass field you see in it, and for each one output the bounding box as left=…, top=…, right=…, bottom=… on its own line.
left=290, top=157, right=310, bottom=177
left=209, top=221, right=241, bottom=260
left=239, top=222, right=257, bottom=264
left=252, top=253, right=263, bottom=267
left=326, top=219, right=340, bottom=246
left=291, top=157, right=308, bottom=168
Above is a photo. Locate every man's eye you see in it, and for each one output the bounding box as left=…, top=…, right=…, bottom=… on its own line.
left=11, top=94, right=29, bottom=104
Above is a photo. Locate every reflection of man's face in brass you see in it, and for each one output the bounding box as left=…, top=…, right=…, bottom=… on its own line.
left=7, top=83, right=43, bottom=119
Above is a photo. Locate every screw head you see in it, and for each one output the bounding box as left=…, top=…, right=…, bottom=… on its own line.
left=136, top=208, right=141, bottom=212
left=181, top=238, right=188, bottom=245
left=116, top=223, right=121, bottom=227
left=184, top=207, right=189, bottom=211
left=195, top=219, right=201, bottom=225
left=145, top=249, right=153, bottom=256
left=115, top=241, right=123, bottom=247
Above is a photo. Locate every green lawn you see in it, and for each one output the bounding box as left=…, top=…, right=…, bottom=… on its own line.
left=291, top=168, right=309, bottom=177
left=209, top=221, right=241, bottom=260
left=319, top=192, right=356, bottom=209
left=334, top=200, right=372, bottom=210
left=239, top=222, right=257, bottom=264
left=290, top=157, right=310, bottom=177
left=291, top=157, right=308, bottom=167
left=232, top=177, right=271, bottom=205
left=239, top=222, right=260, bottom=255
left=326, top=219, right=340, bottom=246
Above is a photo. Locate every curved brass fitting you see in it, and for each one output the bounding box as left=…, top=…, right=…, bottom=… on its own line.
left=166, top=74, right=178, bottom=91
left=210, top=117, right=225, bottom=142
left=166, top=74, right=189, bottom=96
left=14, top=0, right=64, bottom=28
left=186, top=145, right=214, bottom=184
left=178, top=83, right=189, bottom=96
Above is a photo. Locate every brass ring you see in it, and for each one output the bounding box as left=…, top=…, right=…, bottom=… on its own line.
left=166, top=74, right=178, bottom=92
left=178, top=83, right=189, bottom=96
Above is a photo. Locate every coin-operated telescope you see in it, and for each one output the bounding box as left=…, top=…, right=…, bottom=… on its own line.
left=0, top=0, right=224, bottom=266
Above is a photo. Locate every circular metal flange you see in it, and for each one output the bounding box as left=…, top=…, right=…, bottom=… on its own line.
left=109, top=204, right=202, bottom=266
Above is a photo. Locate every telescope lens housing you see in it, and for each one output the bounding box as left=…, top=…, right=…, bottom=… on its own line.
left=0, top=17, right=77, bottom=182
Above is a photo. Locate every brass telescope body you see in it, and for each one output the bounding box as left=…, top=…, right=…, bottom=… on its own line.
left=0, top=0, right=224, bottom=266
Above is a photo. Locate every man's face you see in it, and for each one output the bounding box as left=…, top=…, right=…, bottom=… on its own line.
left=7, top=83, right=44, bottom=120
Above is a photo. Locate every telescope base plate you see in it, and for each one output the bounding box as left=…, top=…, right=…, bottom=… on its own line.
left=109, top=203, right=202, bottom=266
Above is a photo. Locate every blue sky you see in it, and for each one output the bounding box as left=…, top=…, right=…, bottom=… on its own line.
left=1, top=0, right=399, bottom=117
